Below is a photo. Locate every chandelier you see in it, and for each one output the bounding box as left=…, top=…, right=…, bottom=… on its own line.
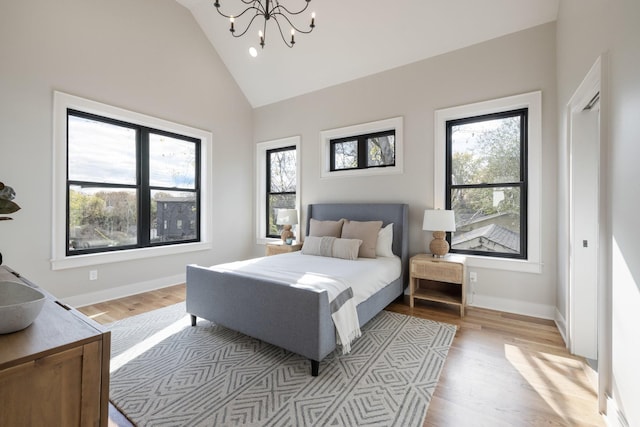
left=213, top=0, right=316, bottom=49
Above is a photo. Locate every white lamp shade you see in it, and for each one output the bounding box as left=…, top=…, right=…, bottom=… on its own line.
left=276, top=209, right=298, bottom=225
left=422, top=209, right=456, bottom=232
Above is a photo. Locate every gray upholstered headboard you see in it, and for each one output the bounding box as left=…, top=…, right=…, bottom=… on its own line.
left=305, top=203, right=410, bottom=288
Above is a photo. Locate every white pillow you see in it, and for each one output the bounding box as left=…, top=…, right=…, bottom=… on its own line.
left=375, top=223, right=394, bottom=257
left=301, top=236, right=362, bottom=260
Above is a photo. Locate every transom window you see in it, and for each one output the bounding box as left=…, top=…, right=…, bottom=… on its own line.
left=266, top=146, right=297, bottom=238
left=320, top=117, right=403, bottom=179
left=329, top=130, right=396, bottom=171
left=446, top=109, right=527, bottom=259
left=66, top=110, right=200, bottom=256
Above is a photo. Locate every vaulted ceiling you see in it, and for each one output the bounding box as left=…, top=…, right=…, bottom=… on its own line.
left=176, top=0, right=559, bottom=107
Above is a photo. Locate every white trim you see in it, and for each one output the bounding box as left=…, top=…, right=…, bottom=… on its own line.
left=434, top=91, right=542, bottom=274
left=565, top=55, right=610, bottom=416
left=255, top=136, right=301, bottom=244
left=320, top=117, right=403, bottom=178
left=554, top=307, right=568, bottom=347
left=469, top=292, right=555, bottom=320
left=51, top=91, right=213, bottom=270
left=61, top=273, right=185, bottom=308
left=605, top=395, right=630, bottom=427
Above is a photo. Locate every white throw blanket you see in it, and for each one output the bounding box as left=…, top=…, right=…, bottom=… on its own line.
left=292, top=272, right=361, bottom=354
left=211, top=259, right=362, bottom=354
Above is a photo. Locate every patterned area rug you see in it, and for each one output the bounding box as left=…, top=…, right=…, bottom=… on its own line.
left=108, top=302, right=455, bottom=427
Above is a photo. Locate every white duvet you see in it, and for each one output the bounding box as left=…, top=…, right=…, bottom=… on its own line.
left=210, top=251, right=401, bottom=306
left=207, top=252, right=401, bottom=353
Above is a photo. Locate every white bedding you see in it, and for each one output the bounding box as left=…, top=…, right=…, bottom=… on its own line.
left=208, top=251, right=401, bottom=306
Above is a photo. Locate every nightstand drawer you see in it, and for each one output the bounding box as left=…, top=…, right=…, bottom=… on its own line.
left=411, top=260, right=463, bottom=283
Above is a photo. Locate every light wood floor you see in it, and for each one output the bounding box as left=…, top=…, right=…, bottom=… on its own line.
left=79, top=285, right=604, bottom=427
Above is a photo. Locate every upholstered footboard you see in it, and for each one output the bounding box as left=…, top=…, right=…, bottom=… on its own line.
left=186, top=264, right=337, bottom=376
left=186, top=202, right=409, bottom=376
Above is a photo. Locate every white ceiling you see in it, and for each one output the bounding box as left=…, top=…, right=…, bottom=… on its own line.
left=176, top=0, right=559, bottom=108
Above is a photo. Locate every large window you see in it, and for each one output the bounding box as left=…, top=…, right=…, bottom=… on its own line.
left=256, top=136, right=300, bottom=243
left=67, top=111, right=200, bottom=255
left=266, top=146, right=297, bottom=238
left=52, top=91, right=212, bottom=269
left=446, top=109, right=527, bottom=259
left=434, top=92, right=541, bottom=273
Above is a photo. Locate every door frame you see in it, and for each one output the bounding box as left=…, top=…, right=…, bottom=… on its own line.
left=565, top=55, right=610, bottom=413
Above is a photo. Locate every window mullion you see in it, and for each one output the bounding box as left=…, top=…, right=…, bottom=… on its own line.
left=357, top=137, right=367, bottom=169
left=139, top=129, right=150, bottom=247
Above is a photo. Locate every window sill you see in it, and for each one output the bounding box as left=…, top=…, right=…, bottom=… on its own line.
left=460, top=253, right=542, bottom=274
left=320, top=165, right=403, bottom=179
left=256, top=237, right=291, bottom=245
left=50, top=241, right=212, bottom=270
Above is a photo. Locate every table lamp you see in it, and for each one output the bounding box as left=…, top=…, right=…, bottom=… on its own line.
left=276, top=209, right=298, bottom=244
left=422, top=209, right=456, bottom=257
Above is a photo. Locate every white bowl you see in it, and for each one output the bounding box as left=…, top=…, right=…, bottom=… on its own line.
left=0, top=281, right=46, bottom=334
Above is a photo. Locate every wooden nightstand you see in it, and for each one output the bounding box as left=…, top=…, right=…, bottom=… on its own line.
left=265, top=242, right=303, bottom=256
left=410, top=254, right=467, bottom=317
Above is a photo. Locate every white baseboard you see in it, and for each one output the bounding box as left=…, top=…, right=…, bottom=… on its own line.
left=61, top=273, right=185, bottom=308
left=554, top=307, right=568, bottom=346
left=468, top=293, right=556, bottom=320
left=605, top=395, right=629, bottom=427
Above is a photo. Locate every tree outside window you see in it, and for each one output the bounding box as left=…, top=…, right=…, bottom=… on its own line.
left=446, top=109, right=527, bottom=259
left=67, top=111, right=200, bottom=255
left=266, top=146, right=296, bottom=238
left=330, top=130, right=395, bottom=171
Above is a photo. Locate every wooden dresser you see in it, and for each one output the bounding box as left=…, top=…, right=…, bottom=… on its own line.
left=0, top=266, right=110, bottom=427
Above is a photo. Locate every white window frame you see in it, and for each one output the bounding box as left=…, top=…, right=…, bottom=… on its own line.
left=256, top=136, right=301, bottom=244
left=320, top=117, right=403, bottom=178
left=51, top=91, right=213, bottom=270
left=434, top=91, right=542, bottom=273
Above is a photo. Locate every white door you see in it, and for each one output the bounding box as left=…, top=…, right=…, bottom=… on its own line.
left=569, top=97, right=600, bottom=360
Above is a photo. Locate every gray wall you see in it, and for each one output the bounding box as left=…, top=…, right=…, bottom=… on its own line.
left=253, top=23, right=558, bottom=317
left=557, top=0, right=640, bottom=424
left=0, top=0, right=254, bottom=300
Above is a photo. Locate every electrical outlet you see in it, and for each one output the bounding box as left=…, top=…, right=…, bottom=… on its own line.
left=469, top=271, right=477, bottom=283
left=89, top=270, right=98, bottom=281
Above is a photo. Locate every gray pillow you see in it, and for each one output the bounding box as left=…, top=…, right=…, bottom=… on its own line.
left=301, top=236, right=362, bottom=260
left=341, top=219, right=383, bottom=258
left=308, top=218, right=345, bottom=237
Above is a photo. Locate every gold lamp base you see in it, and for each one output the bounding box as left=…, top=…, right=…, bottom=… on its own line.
left=280, top=225, right=294, bottom=244
left=429, top=231, right=450, bottom=257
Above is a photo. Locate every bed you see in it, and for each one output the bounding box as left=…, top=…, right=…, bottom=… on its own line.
left=186, top=203, right=409, bottom=376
